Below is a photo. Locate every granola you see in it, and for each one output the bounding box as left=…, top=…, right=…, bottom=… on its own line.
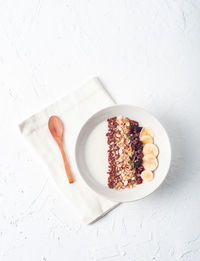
left=106, top=116, right=159, bottom=190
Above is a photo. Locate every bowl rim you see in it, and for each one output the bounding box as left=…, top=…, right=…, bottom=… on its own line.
left=75, top=104, right=172, bottom=202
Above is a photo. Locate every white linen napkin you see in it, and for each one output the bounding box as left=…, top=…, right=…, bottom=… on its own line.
left=19, top=78, right=119, bottom=224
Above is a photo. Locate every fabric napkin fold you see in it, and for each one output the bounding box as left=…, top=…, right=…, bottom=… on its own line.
left=19, top=78, right=119, bottom=224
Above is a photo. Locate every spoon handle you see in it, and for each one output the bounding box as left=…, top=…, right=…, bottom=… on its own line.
left=58, top=142, right=74, bottom=183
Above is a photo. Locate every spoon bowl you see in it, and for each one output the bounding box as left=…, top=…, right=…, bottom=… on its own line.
left=48, top=116, right=64, bottom=142
left=48, top=115, right=74, bottom=184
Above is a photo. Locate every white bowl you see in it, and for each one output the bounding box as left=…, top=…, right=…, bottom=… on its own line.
left=75, top=105, right=171, bottom=202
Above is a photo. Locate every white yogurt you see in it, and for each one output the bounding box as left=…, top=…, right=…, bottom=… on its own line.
left=84, top=121, right=108, bottom=187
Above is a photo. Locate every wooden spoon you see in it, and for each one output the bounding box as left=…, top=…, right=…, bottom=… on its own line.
left=48, top=115, right=74, bottom=183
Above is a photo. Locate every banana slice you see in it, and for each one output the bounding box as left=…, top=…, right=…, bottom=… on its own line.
left=140, top=127, right=154, bottom=138
left=143, top=155, right=158, bottom=171
left=140, top=135, right=153, bottom=145
left=143, top=143, right=159, bottom=157
left=141, top=170, right=154, bottom=181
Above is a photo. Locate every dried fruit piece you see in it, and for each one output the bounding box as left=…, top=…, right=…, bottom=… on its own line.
left=136, top=176, right=143, bottom=184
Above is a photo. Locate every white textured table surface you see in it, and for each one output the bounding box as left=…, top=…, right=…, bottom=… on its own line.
left=1, top=1, right=200, bottom=260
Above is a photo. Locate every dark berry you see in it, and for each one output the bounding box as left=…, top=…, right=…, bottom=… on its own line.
left=136, top=151, right=143, bottom=159
left=136, top=176, right=143, bottom=184
left=132, top=138, right=139, bottom=145
left=130, top=126, right=137, bottom=134
left=134, top=133, right=140, bottom=138
left=137, top=126, right=142, bottom=133
left=130, top=125, right=142, bottom=134
left=135, top=141, right=143, bottom=150
left=136, top=166, right=145, bottom=174
left=134, top=158, right=142, bottom=167
left=130, top=120, right=139, bottom=126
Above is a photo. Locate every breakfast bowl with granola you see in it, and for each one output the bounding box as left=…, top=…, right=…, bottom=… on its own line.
left=75, top=105, right=171, bottom=202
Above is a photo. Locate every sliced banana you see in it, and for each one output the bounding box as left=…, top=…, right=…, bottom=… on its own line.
left=143, top=143, right=159, bottom=157
left=143, top=155, right=158, bottom=171
left=141, top=170, right=154, bottom=181
left=140, top=135, right=153, bottom=145
left=140, top=127, right=154, bottom=138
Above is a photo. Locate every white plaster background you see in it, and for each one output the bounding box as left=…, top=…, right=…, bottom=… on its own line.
left=0, top=0, right=200, bottom=260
